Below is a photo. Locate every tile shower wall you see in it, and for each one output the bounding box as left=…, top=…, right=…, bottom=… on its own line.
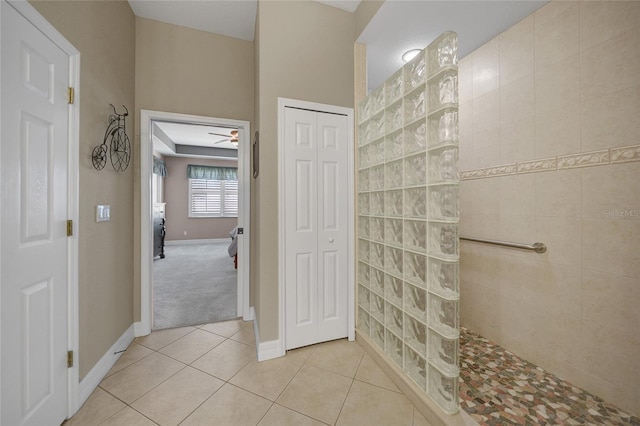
left=357, top=33, right=460, bottom=414
left=458, top=1, right=640, bottom=416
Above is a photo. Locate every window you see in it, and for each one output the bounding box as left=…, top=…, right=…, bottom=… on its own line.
left=189, top=178, right=238, bottom=218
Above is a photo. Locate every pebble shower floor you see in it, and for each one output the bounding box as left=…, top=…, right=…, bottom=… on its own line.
left=459, top=327, right=639, bottom=425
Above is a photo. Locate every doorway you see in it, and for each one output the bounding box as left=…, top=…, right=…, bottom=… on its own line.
left=139, top=110, right=251, bottom=336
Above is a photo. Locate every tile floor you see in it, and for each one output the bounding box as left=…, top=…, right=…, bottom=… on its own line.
left=66, top=320, right=434, bottom=426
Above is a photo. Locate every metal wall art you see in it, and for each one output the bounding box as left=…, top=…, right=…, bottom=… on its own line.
left=92, top=104, right=131, bottom=172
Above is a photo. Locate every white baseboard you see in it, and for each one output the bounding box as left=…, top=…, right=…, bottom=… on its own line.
left=251, top=307, right=285, bottom=362
left=165, top=238, right=228, bottom=245
left=78, top=324, right=135, bottom=408
left=134, top=321, right=150, bottom=337
left=244, top=305, right=255, bottom=321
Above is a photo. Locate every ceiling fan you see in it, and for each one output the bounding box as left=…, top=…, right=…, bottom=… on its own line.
left=208, top=129, right=238, bottom=144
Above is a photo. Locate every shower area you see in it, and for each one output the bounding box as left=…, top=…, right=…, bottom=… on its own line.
left=356, top=1, right=640, bottom=424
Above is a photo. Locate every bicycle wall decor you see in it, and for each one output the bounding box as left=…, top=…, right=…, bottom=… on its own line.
left=92, top=104, right=131, bottom=172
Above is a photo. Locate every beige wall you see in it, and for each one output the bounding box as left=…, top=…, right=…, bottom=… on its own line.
left=254, top=0, right=355, bottom=340
left=162, top=156, right=238, bottom=241
left=29, top=0, right=136, bottom=379
left=134, top=18, right=254, bottom=321
left=458, top=1, right=640, bottom=415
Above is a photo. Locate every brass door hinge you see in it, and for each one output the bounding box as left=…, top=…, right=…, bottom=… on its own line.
left=68, top=87, right=75, bottom=104
left=67, top=350, right=73, bottom=368
left=67, top=220, right=73, bottom=236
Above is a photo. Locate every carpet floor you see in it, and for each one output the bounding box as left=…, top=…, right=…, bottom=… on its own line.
left=153, top=242, right=238, bottom=330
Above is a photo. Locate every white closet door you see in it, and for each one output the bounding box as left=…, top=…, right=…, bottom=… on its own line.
left=284, top=107, right=349, bottom=350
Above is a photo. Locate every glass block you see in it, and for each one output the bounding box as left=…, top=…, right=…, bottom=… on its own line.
left=370, top=112, right=385, bottom=140
left=358, top=192, right=370, bottom=215
left=385, top=159, right=403, bottom=189
left=358, top=169, right=370, bottom=192
left=371, top=191, right=384, bottom=216
left=428, top=145, right=458, bottom=183
left=405, top=283, right=427, bottom=323
left=358, top=261, right=370, bottom=288
left=358, top=96, right=371, bottom=123
left=404, top=50, right=426, bottom=93
left=370, top=85, right=385, bottom=114
left=358, top=216, right=369, bottom=239
left=370, top=137, right=385, bottom=166
left=357, top=284, right=370, bottom=311
left=428, top=71, right=457, bottom=112
left=385, top=129, right=404, bottom=161
left=428, top=293, right=459, bottom=337
left=371, top=267, right=384, bottom=296
left=358, top=144, right=370, bottom=169
left=385, top=99, right=403, bottom=133
left=370, top=217, right=384, bottom=243
left=404, top=153, right=427, bottom=186
left=428, top=364, right=459, bottom=415
left=358, top=238, right=370, bottom=262
left=405, top=314, right=427, bottom=353
left=371, top=242, right=385, bottom=270
left=405, top=119, right=427, bottom=156
left=404, top=220, right=427, bottom=253
left=385, top=246, right=403, bottom=277
left=404, top=84, right=426, bottom=124
left=386, top=302, right=403, bottom=337
left=428, top=328, right=459, bottom=376
left=385, top=273, right=403, bottom=308
left=358, top=120, right=370, bottom=147
left=404, top=187, right=427, bottom=219
left=371, top=292, right=385, bottom=323
left=428, top=185, right=459, bottom=220
left=385, top=190, right=403, bottom=217
left=371, top=318, right=385, bottom=350
left=404, top=252, right=426, bottom=288
left=385, top=218, right=403, bottom=247
left=385, top=328, right=403, bottom=368
left=370, top=165, right=385, bottom=190
left=428, top=108, right=458, bottom=148
left=385, top=68, right=404, bottom=104
left=428, top=222, right=458, bottom=258
left=404, top=345, right=427, bottom=389
left=428, top=257, right=459, bottom=298
left=358, top=307, right=370, bottom=335
left=427, top=31, right=458, bottom=76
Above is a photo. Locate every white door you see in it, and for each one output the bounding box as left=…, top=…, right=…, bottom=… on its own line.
left=284, top=107, right=349, bottom=350
left=1, top=2, right=70, bottom=424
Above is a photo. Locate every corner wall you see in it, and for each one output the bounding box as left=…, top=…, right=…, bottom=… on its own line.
left=458, top=1, right=639, bottom=415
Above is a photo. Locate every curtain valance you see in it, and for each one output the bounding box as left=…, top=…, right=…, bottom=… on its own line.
left=187, top=165, right=237, bottom=181
left=153, top=156, right=167, bottom=177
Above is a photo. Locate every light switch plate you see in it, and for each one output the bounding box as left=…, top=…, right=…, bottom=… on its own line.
left=96, top=205, right=110, bottom=222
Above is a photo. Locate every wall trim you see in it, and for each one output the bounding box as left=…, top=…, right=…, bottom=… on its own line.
left=251, top=307, right=284, bottom=361
left=78, top=324, right=135, bottom=408
left=460, top=144, right=640, bottom=181
left=164, top=238, right=228, bottom=245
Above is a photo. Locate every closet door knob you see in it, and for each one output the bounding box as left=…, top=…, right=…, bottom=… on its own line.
left=329, top=238, right=334, bottom=243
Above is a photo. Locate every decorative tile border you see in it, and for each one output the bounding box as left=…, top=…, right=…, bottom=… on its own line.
left=461, top=144, right=640, bottom=180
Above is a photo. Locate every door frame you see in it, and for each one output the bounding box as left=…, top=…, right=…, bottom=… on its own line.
left=139, top=110, right=251, bottom=336
left=277, top=97, right=355, bottom=352
left=0, top=0, right=80, bottom=417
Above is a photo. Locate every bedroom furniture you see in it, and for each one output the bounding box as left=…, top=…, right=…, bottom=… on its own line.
left=153, top=203, right=166, bottom=259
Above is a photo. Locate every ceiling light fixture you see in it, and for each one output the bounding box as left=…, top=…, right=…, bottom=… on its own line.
left=402, top=49, right=421, bottom=63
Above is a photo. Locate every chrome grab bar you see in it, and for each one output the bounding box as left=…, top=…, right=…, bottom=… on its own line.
left=460, top=237, right=547, bottom=253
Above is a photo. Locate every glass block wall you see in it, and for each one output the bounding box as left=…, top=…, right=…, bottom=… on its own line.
left=356, top=32, right=460, bottom=415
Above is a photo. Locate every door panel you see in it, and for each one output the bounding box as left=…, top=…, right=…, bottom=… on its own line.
left=1, top=2, right=70, bottom=424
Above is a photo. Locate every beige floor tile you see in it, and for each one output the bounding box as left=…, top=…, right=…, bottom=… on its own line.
left=354, top=354, right=400, bottom=393
left=64, top=387, right=125, bottom=426
left=181, top=384, right=272, bottom=426
left=100, top=407, right=156, bottom=426
left=258, top=403, right=327, bottom=426
left=131, top=366, right=224, bottom=426
left=229, top=323, right=256, bottom=346
left=159, top=329, right=225, bottom=364
left=336, top=380, right=413, bottom=426
left=135, top=326, right=196, bottom=350
left=305, top=339, right=364, bottom=378
left=106, top=343, right=154, bottom=378
left=100, top=352, right=185, bottom=404
left=284, top=344, right=317, bottom=363
left=191, top=338, right=255, bottom=380
left=412, top=407, right=434, bottom=426
left=199, top=319, right=244, bottom=337
left=277, top=364, right=352, bottom=425
left=230, top=356, right=303, bottom=401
